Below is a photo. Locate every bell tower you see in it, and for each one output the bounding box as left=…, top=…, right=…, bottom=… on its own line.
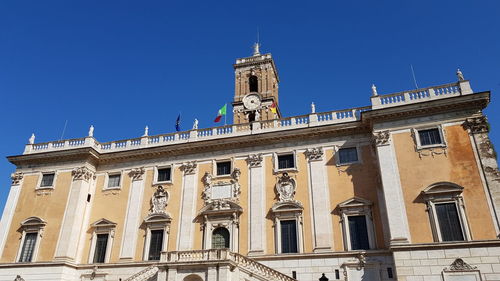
left=232, top=43, right=281, bottom=124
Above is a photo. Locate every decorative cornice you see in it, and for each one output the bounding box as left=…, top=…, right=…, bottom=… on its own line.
left=373, top=130, right=390, bottom=146
left=11, top=172, right=23, bottom=186
left=129, top=167, right=145, bottom=181
left=181, top=161, right=197, bottom=175
left=247, top=154, right=263, bottom=168
left=463, top=116, right=489, bottom=134
left=304, top=147, right=324, bottom=161
left=71, top=167, right=94, bottom=182
left=446, top=258, right=477, bottom=271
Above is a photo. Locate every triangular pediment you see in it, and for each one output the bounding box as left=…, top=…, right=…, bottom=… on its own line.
left=338, top=197, right=372, bottom=209
left=422, top=182, right=463, bottom=195
left=91, top=218, right=117, bottom=228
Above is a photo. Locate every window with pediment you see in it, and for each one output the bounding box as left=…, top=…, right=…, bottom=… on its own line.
left=338, top=197, right=376, bottom=251
left=143, top=186, right=172, bottom=261
left=88, top=218, right=116, bottom=264
left=16, top=217, right=46, bottom=263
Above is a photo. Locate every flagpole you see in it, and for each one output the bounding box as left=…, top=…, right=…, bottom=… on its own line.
left=224, top=103, right=227, bottom=126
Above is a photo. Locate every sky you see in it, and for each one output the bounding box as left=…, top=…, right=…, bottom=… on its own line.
left=0, top=1, right=499, bottom=213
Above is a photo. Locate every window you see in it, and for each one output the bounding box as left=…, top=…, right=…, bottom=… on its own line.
left=157, top=167, right=171, bottom=182
left=212, top=227, right=230, bottom=249
left=277, top=154, right=295, bottom=170
left=249, top=75, right=258, bottom=92
left=18, top=233, right=37, bottom=262
left=216, top=161, right=231, bottom=176
left=348, top=215, right=370, bottom=250
left=93, top=234, right=109, bottom=263
left=280, top=220, right=298, bottom=253
left=40, top=173, right=55, bottom=187
left=338, top=147, right=358, bottom=164
left=88, top=218, right=116, bottom=264
left=338, top=197, right=376, bottom=251
left=107, top=174, right=121, bottom=188
left=418, top=128, right=443, bottom=146
left=148, top=230, right=163, bottom=261
left=16, top=217, right=46, bottom=263
left=422, top=182, right=471, bottom=242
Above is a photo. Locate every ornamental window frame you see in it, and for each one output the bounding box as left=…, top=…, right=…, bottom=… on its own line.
left=271, top=201, right=304, bottom=254
left=337, top=197, right=376, bottom=251
left=36, top=171, right=57, bottom=190
left=198, top=200, right=242, bottom=252
left=422, top=182, right=471, bottom=243
left=153, top=165, right=173, bottom=185
left=413, top=125, right=447, bottom=150
left=334, top=145, right=362, bottom=166
left=88, top=218, right=116, bottom=264
left=274, top=151, right=298, bottom=172
left=213, top=159, right=234, bottom=177
left=104, top=171, right=123, bottom=190
left=16, top=217, right=46, bottom=263
left=142, top=213, right=171, bottom=261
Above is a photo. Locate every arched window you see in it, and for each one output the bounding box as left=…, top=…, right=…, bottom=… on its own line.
left=249, top=76, right=258, bottom=92
left=212, top=227, right=230, bottom=249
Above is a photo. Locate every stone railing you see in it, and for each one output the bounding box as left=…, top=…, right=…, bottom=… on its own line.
left=162, top=249, right=295, bottom=281
left=371, top=80, right=473, bottom=109
left=123, top=265, right=159, bottom=281
left=22, top=106, right=370, bottom=155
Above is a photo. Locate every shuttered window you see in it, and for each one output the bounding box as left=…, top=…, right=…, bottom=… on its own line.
left=148, top=230, right=163, bottom=261
left=348, top=215, right=370, bottom=250
left=418, top=128, right=443, bottom=146
left=435, top=203, right=464, bottom=241
left=212, top=227, right=230, bottom=249
left=280, top=220, right=298, bottom=253
left=278, top=154, right=295, bottom=170
left=19, top=232, right=37, bottom=262
left=93, top=234, right=109, bottom=263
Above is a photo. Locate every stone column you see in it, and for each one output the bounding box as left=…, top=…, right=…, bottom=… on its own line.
left=54, top=167, right=94, bottom=261
left=305, top=148, right=333, bottom=252
left=0, top=172, right=24, bottom=257
left=373, top=131, right=411, bottom=245
left=464, top=116, right=500, bottom=235
left=247, top=154, right=266, bottom=255
left=119, top=167, right=146, bottom=260
left=177, top=162, right=198, bottom=250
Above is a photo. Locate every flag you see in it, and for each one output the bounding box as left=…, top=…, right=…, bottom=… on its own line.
left=214, top=104, right=227, bottom=123
left=175, top=114, right=181, bottom=131
left=270, top=101, right=277, bottom=114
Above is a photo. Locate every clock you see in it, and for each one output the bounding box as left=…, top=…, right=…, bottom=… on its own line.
left=242, top=94, right=261, bottom=110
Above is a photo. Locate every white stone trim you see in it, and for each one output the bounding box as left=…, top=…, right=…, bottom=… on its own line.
left=153, top=165, right=174, bottom=185
left=119, top=174, right=145, bottom=260
left=88, top=222, right=115, bottom=264
left=248, top=158, right=266, bottom=255
left=412, top=124, right=447, bottom=150
left=334, top=144, right=363, bottom=166
left=338, top=198, right=376, bottom=251
left=15, top=217, right=46, bottom=263
left=177, top=165, right=199, bottom=250
left=142, top=220, right=170, bottom=261
left=203, top=223, right=238, bottom=252
left=212, top=158, right=234, bottom=178
left=103, top=171, right=123, bottom=190
left=274, top=215, right=304, bottom=254
left=36, top=171, right=58, bottom=190
left=0, top=181, right=23, bottom=258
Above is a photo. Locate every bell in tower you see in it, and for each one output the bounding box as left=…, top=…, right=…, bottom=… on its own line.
left=232, top=43, right=281, bottom=124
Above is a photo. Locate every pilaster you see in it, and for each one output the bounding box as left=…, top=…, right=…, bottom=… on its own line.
left=373, top=131, right=411, bottom=245
left=177, top=161, right=198, bottom=250
left=464, top=116, right=500, bottom=235
left=247, top=154, right=266, bottom=255
left=305, top=148, right=333, bottom=252
left=54, top=166, right=95, bottom=262
left=0, top=172, right=24, bottom=257
left=119, top=167, right=146, bottom=260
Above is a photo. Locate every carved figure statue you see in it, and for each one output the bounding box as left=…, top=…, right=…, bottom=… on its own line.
left=311, top=102, right=316, bottom=113
left=143, top=126, right=149, bottom=137
left=456, top=69, right=465, bottom=81
left=151, top=186, right=168, bottom=214
left=88, top=125, right=94, bottom=137
left=193, top=119, right=199, bottom=130
left=14, top=275, right=25, bottom=281
left=253, top=42, right=260, bottom=56
left=371, top=84, right=378, bottom=96
left=202, top=172, right=212, bottom=186
left=28, top=133, right=35, bottom=145
left=231, top=168, right=241, bottom=181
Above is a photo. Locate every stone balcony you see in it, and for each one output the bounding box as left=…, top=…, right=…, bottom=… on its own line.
left=22, top=81, right=473, bottom=156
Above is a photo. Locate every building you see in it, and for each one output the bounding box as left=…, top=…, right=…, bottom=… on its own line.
left=0, top=46, right=499, bottom=281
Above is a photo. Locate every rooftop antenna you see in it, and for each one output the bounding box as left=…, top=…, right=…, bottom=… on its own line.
left=59, top=120, right=68, bottom=140
left=410, top=64, right=419, bottom=89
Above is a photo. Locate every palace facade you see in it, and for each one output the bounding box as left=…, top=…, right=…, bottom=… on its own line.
left=1, top=47, right=500, bottom=281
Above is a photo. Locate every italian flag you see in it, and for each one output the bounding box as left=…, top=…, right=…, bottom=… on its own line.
left=214, top=104, right=227, bottom=123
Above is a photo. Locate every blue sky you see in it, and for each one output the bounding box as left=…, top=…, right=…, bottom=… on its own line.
left=1, top=1, right=499, bottom=213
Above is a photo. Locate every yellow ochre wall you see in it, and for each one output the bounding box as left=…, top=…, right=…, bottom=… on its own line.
left=1, top=172, right=71, bottom=262
left=393, top=125, right=496, bottom=243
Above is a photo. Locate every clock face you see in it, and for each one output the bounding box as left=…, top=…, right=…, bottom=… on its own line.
left=243, top=94, right=261, bottom=110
